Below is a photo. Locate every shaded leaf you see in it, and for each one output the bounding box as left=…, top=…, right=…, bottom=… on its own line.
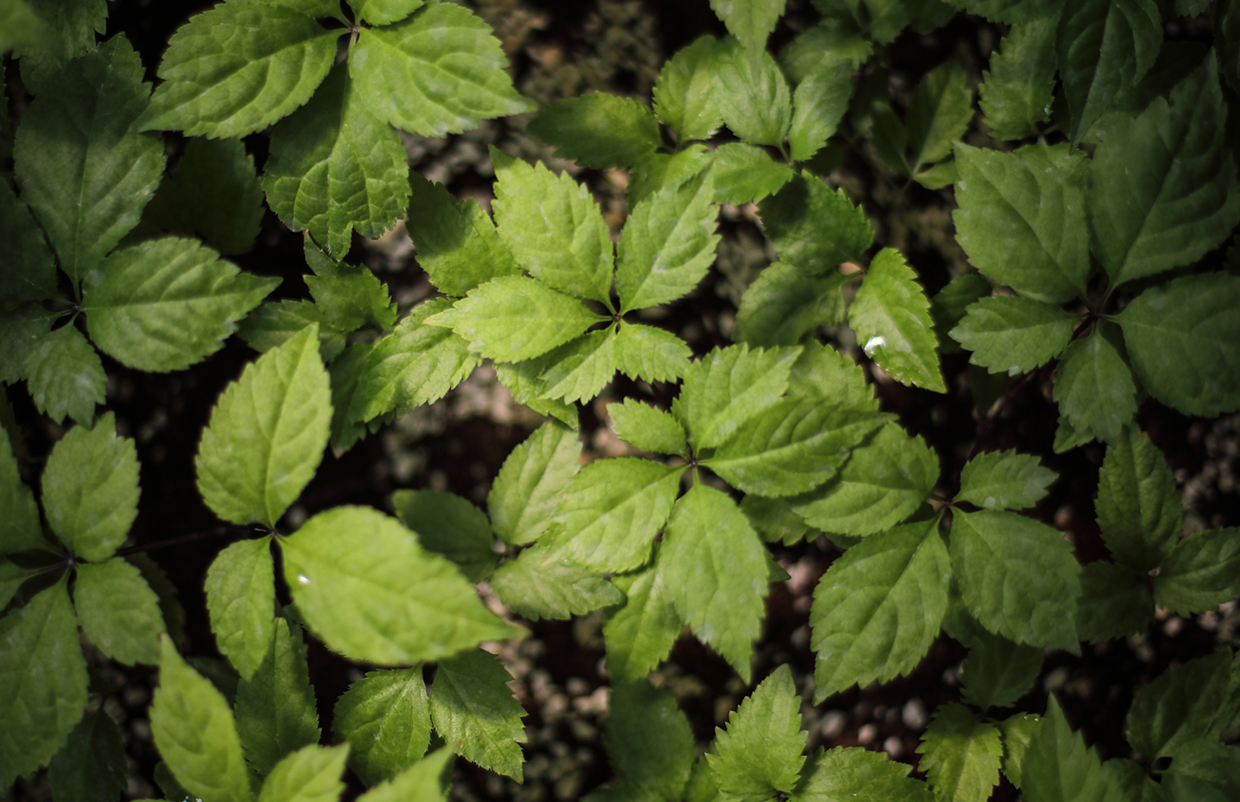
left=1128, top=649, right=1233, bottom=761
left=1075, top=560, right=1154, bottom=643
left=236, top=619, right=322, bottom=778
left=428, top=649, right=526, bottom=780
left=1154, top=528, right=1240, bottom=615
left=0, top=422, right=48, bottom=556
left=147, top=137, right=265, bottom=255
left=1052, top=325, right=1139, bottom=446
left=950, top=296, right=1079, bottom=376
left=0, top=179, right=56, bottom=306
left=608, top=680, right=695, bottom=802
left=759, top=173, right=873, bottom=275
left=392, top=489, right=497, bottom=583
left=527, top=93, right=661, bottom=169
left=907, top=61, right=974, bottom=172
left=979, top=17, right=1058, bottom=140
left=1021, top=696, right=1127, bottom=802
left=205, top=538, right=275, bottom=682
left=491, top=544, right=622, bottom=621
left=303, top=242, right=396, bottom=332
left=1095, top=427, right=1182, bottom=571
left=789, top=60, right=853, bottom=162
left=734, top=263, right=847, bottom=348
left=790, top=746, right=932, bottom=802
left=333, top=668, right=430, bottom=787
left=710, top=142, right=797, bottom=206
left=47, top=709, right=128, bottom=802
left=74, top=557, right=163, bottom=666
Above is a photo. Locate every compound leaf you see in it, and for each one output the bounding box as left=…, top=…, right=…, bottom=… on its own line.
left=74, top=557, right=163, bottom=666
left=712, top=38, right=792, bottom=148
left=1052, top=325, right=1139, bottom=446
left=237, top=619, right=322, bottom=778
left=526, top=93, right=661, bottom=169
left=205, top=538, right=276, bottom=682
left=428, top=649, right=526, bottom=780
left=613, top=322, right=694, bottom=385
left=1127, top=649, right=1233, bottom=761
left=1020, top=696, right=1127, bottom=802
left=710, top=142, right=797, bottom=206
left=759, top=173, right=873, bottom=275
left=608, top=399, right=688, bottom=457
left=979, top=17, right=1058, bottom=140
left=849, top=248, right=945, bottom=393
left=604, top=561, right=681, bottom=683
left=255, top=744, right=348, bottom=802
left=950, top=296, right=1079, bottom=376
left=916, top=704, right=1003, bottom=802
left=654, top=35, right=723, bottom=143
left=957, top=450, right=1056, bottom=512
left=734, top=263, right=847, bottom=348
left=1153, top=528, right=1240, bottom=616
left=673, top=344, right=801, bottom=450
left=490, top=544, right=622, bottom=621
left=487, top=422, right=582, bottom=547
left=333, top=668, right=430, bottom=787
left=24, top=323, right=105, bottom=425
left=791, top=746, right=931, bottom=802
left=710, top=665, right=806, bottom=799
left=906, top=61, right=974, bottom=173
left=303, top=242, right=396, bottom=332
left=392, top=489, right=497, bottom=583
left=1095, top=426, right=1182, bottom=571
left=536, top=328, right=620, bottom=404
left=146, top=137, right=265, bottom=256
left=608, top=680, right=695, bottom=802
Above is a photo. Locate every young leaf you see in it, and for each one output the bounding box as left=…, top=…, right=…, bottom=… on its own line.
left=789, top=60, right=853, bottom=162
left=536, top=328, right=620, bottom=404
left=526, top=93, right=662, bottom=169
left=711, top=37, right=793, bottom=148
left=810, top=518, right=951, bottom=701
left=916, top=704, right=1003, bottom=802
left=758, top=173, right=874, bottom=275
left=25, top=320, right=106, bottom=426
left=255, top=743, right=348, bottom=802
left=609, top=399, right=688, bottom=457
left=392, top=489, right=497, bottom=583
left=333, top=668, right=431, bottom=787
left=146, top=137, right=265, bottom=256
left=956, top=450, right=1056, bottom=512
left=1052, top=325, right=1139, bottom=445
left=0, top=424, right=44, bottom=556
left=979, top=17, right=1058, bottom=140
left=1075, top=560, right=1154, bottom=643
left=791, top=746, right=932, bottom=802
left=355, top=748, right=453, bottom=802
left=1095, top=427, right=1182, bottom=571
left=1115, top=272, right=1240, bottom=418
left=41, top=412, right=139, bottom=562
left=734, top=263, right=847, bottom=348
left=952, top=142, right=1090, bottom=303
left=710, top=0, right=786, bottom=54
left=0, top=180, right=56, bottom=305
left=1020, top=696, right=1126, bottom=802
left=849, top=248, right=946, bottom=393
left=303, top=243, right=396, bottom=332
left=710, top=142, right=797, bottom=205
left=74, top=557, right=163, bottom=666
left=1153, top=527, right=1240, bottom=615
left=281, top=506, right=517, bottom=664
left=906, top=61, right=974, bottom=173
left=14, top=36, right=165, bottom=285
left=83, top=237, right=278, bottom=372
left=196, top=324, right=331, bottom=528
left=659, top=484, right=770, bottom=681
left=47, top=709, right=128, bottom=802
left=348, top=3, right=533, bottom=137
left=950, top=296, right=1079, bottom=376
left=653, top=35, right=723, bottom=143
left=0, top=580, right=88, bottom=791
left=673, top=344, right=800, bottom=450
left=710, top=664, right=806, bottom=798
left=613, top=322, right=694, bottom=385
left=487, top=422, right=581, bottom=547
left=608, top=680, right=695, bottom=802
left=1127, top=649, right=1233, bottom=761
left=205, top=538, right=276, bottom=682
left=151, top=636, right=252, bottom=802
left=236, top=619, right=322, bottom=778
left=604, top=560, right=682, bottom=683
left=428, top=648, right=527, bottom=780
left=490, top=544, right=623, bottom=620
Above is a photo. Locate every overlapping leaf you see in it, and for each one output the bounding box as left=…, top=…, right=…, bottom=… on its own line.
left=673, top=344, right=800, bottom=450
left=392, top=489, right=497, bottom=583
left=979, top=17, right=1058, bottom=140
left=490, top=544, right=622, bottom=620
left=1052, top=325, right=1138, bottom=445
left=526, top=93, right=662, bottom=170
left=24, top=323, right=105, bottom=425
left=734, top=263, right=847, bottom=348
left=428, top=649, right=526, bottom=780
left=906, top=61, right=974, bottom=173
left=710, top=143, right=796, bottom=205
left=956, top=450, right=1056, bottom=512
left=759, top=173, right=874, bottom=274
left=487, top=422, right=581, bottom=547
left=653, top=35, right=723, bottom=143
left=607, top=680, right=695, bottom=802
left=916, top=704, right=1003, bottom=802
left=205, top=538, right=276, bottom=682
left=711, top=37, right=792, bottom=147
left=255, top=744, right=347, bottom=802
left=790, top=747, right=932, bottom=802
left=1153, top=527, right=1240, bottom=615
left=0, top=180, right=56, bottom=305
left=710, top=665, right=806, bottom=799
left=1020, top=697, right=1127, bottom=802
left=74, top=558, right=163, bottom=666
left=849, top=249, right=945, bottom=392
left=1095, top=427, right=1181, bottom=571
left=609, top=400, right=688, bottom=457
left=613, top=323, right=694, bottom=384
left=303, top=241, right=397, bottom=332
left=0, top=425, right=44, bottom=556
left=236, top=619, right=321, bottom=778
left=146, top=137, right=265, bottom=255
left=950, top=296, right=1079, bottom=376
left=333, top=668, right=431, bottom=787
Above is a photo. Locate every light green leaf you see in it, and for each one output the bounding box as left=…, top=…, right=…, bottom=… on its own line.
left=710, top=142, right=797, bottom=206
left=490, top=544, right=623, bottom=621
left=673, top=344, right=801, bottom=450
left=428, top=648, right=527, bottom=781
left=950, top=296, right=1078, bottom=377
left=83, top=237, right=278, bottom=371
left=1115, top=272, right=1240, bottom=418
left=743, top=495, right=815, bottom=546
left=349, top=0, right=424, bottom=26
left=237, top=300, right=346, bottom=362
left=0, top=423, right=45, bottom=556
left=42, top=412, right=139, bottom=562
left=281, top=506, right=517, bottom=664
left=709, top=665, right=806, bottom=799
left=1128, top=649, right=1233, bottom=761
left=979, top=17, right=1058, bottom=140
left=711, top=0, right=786, bottom=54
left=552, top=458, right=684, bottom=572
left=913, top=159, right=959, bottom=190
left=608, top=399, right=688, bottom=457
left=952, top=142, right=1090, bottom=303
left=603, top=560, right=682, bottom=683
left=613, top=322, right=693, bottom=385
left=734, top=263, right=847, bottom=348
left=787, top=341, right=879, bottom=412
left=789, top=60, right=852, bottom=162
left=303, top=243, right=396, bottom=332
left=237, top=619, right=322, bottom=778
left=355, top=748, right=453, bottom=802
left=348, top=3, right=533, bottom=137
left=24, top=322, right=105, bottom=425
left=392, top=489, right=497, bottom=583
left=151, top=636, right=252, bottom=802
left=0, top=179, right=56, bottom=306
left=758, top=172, right=874, bottom=275
left=1051, top=325, right=1139, bottom=445
left=1095, top=426, right=1182, bottom=571
left=14, top=36, right=165, bottom=285
left=264, top=64, right=410, bottom=258
left=47, top=709, right=128, bottom=802
left=957, top=450, right=1056, bottom=512
left=255, top=744, right=348, bottom=802
left=916, top=704, right=1002, bottom=802
left=141, top=3, right=337, bottom=138
left=949, top=510, right=1081, bottom=652
left=492, top=157, right=614, bottom=305
left=0, top=580, right=88, bottom=791
left=790, top=422, right=938, bottom=536
left=527, top=93, right=662, bottom=170
left=997, top=712, right=1041, bottom=789
left=949, top=610, right=1044, bottom=710
left=790, top=746, right=932, bottom=802
left=1087, top=55, right=1240, bottom=287
left=333, top=668, right=430, bottom=787
left=654, top=35, right=723, bottom=143
left=659, top=485, right=769, bottom=682
left=487, top=422, right=582, bottom=547
left=74, top=558, right=163, bottom=666
left=196, top=325, right=331, bottom=528
left=1153, top=528, right=1240, bottom=615
left=617, top=168, right=719, bottom=314
left=630, top=146, right=716, bottom=207
left=1075, top=560, right=1154, bottom=643
left=711, top=37, right=793, bottom=148
left=849, top=248, right=945, bottom=392
left=146, top=137, right=265, bottom=255
left=1021, top=696, right=1127, bottom=802
left=608, top=680, right=695, bottom=802
left=1161, top=738, right=1240, bottom=801
left=906, top=61, right=974, bottom=172
left=536, top=328, right=620, bottom=403
left=493, top=362, right=579, bottom=429
left=810, top=518, right=950, bottom=701
left=206, top=538, right=276, bottom=682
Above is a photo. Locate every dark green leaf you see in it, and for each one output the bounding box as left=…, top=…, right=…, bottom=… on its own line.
left=979, top=17, right=1058, bottom=140
left=711, top=37, right=792, bottom=147
left=1052, top=325, right=1139, bottom=446
left=205, top=538, right=275, bottom=681
left=0, top=179, right=56, bottom=306
left=779, top=19, right=873, bottom=83
left=333, top=668, right=430, bottom=787
left=12, top=0, right=106, bottom=93
left=1154, top=528, right=1240, bottom=615
left=490, top=544, right=622, bottom=621
left=603, top=560, right=682, bottom=683
left=303, top=244, right=396, bottom=333
left=354, top=748, right=453, bottom=802
left=392, top=489, right=497, bottom=583
left=849, top=248, right=945, bottom=392
left=653, top=35, right=723, bottom=143
left=74, top=557, right=163, bottom=666
left=950, top=296, right=1079, bottom=376
left=789, top=60, right=853, bottom=162
left=327, top=341, right=372, bottom=452
left=951, top=610, right=1044, bottom=710
left=790, top=746, right=932, bottom=802
left=931, top=274, right=992, bottom=356
left=1095, top=426, right=1181, bottom=571
left=147, top=137, right=265, bottom=255
left=47, top=709, right=128, bottom=802
left=1160, top=738, right=1240, bottom=801
left=916, top=704, right=1002, bottom=802
left=743, top=495, right=816, bottom=546
left=527, top=93, right=662, bottom=169
left=957, top=450, right=1056, bottom=512
left=1075, top=560, right=1154, bottom=643
left=0, top=422, right=45, bottom=556
left=24, top=323, right=105, bottom=425
left=608, top=399, right=688, bottom=457
left=236, top=618, right=321, bottom=778
left=906, top=61, right=974, bottom=172
left=759, top=172, right=874, bottom=274
left=237, top=300, right=346, bottom=362
left=428, top=648, right=527, bottom=780
left=1021, top=696, right=1127, bottom=802
left=1128, top=649, right=1233, bottom=761
left=0, top=305, right=53, bottom=385
left=941, top=0, right=1063, bottom=23
left=608, top=680, right=695, bottom=802
left=734, top=263, right=847, bottom=348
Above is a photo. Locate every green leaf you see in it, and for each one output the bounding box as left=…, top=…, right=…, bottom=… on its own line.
left=711, top=37, right=793, bottom=148
left=949, top=510, right=1081, bottom=652
left=654, top=35, right=723, bottom=143
left=42, top=412, right=139, bottom=562
left=527, top=93, right=662, bottom=170
left=348, top=3, right=533, bottom=137
left=790, top=422, right=938, bottom=536
left=711, top=0, right=786, bottom=54
left=941, top=0, right=1063, bottom=23
left=146, top=137, right=265, bottom=255
left=1087, top=55, right=1240, bottom=287
left=492, top=157, right=614, bottom=305
left=0, top=422, right=45, bottom=556
left=205, top=538, right=276, bottom=682
left=951, top=142, right=1090, bottom=303
left=659, top=485, right=770, bottom=682
left=1115, top=272, right=1240, bottom=418
left=303, top=244, right=396, bottom=332
left=906, top=61, right=974, bottom=172
left=916, top=704, right=1003, bottom=802
left=957, top=450, right=1056, bottom=512
left=83, top=237, right=278, bottom=372
left=849, top=248, right=945, bottom=393
left=787, top=341, right=879, bottom=412
left=0, top=0, right=51, bottom=61
left=950, top=296, right=1078, bottom=377
left=673, top=344, right=800, bottom=450
left=779, top=19, right=873, bottom=82
left=551, top=458, right=684, bottom=572
left=931, top=274, right=992, bottom=355
left=743, top=495, right=816, bottom=546
left=355, top=748, right=453, bottom=802
left=603, top=560, right=682, bottom=683
left=255, top=744, right=348, bottom=802
left=281, top=506, right=517, bottom=664
left=141, top=3, right=337, bottom=138
left=617, top=168, right=720, bottom=314
left=613, top=322, right=694, bottom=385
left=630, top=146, right=717, bottom=207
left=608, top=399, right=688, bottom=457
left=264, top=65, right=410, bottom=258
left=950, top=611, right=1044, bottom=710
left=74, top=557, right=163, bottom=666
left=709, top=665, right=806, bottom=799
left=789, top=60, right=853, bottom=162
left=790, top=746, right=932, bottom=802
left=0, top=179, right=56, bottom=306
left=333, top=668, right=430, bottom=787
left=237, top=619, right=322, bottom=778
left=608, top=680, right=695, bottom=802
left=810, top=518, right=950, bottom=701
left=870, top=98, right=911, bottom=176
left=349, top=0, right=424, bottom=26
left=734, top=263, right=846, bottom=348
left=47, top=709, right=128, bottom=802
left=237, top=300, right=346, bottom=362
left=1057, top=0, right=1162, bottom=143
left=997, top=712, right=1041, bottom=789
left=14, top=36, right=165, bottom=285
left=428, top=648, right=527, bottom=780
left=979, top=17, right=1058, bottom=140
left=0, top=306, right=53, bottom=386
left=151, top=636, right=252, bottom=802
left=1160, top=738, right=1240, bottom=801
left=493, top=362, right=579, bottom=429
left=490, top=544, right=623, bottom=621
left=127, top=552, right=188, bottom=656
left=24, top=322, right=105, bottom=425
left=1153, top=528, right=1240, bottom=615
left=536, top=328, right=621, bottom=404
left=392, top=489, right=497, bottom=583
left=487, top=422, right=581, bottom=547
left=1075, top=560, right=1154, bottom=643
left=1128, top=649, right=1233, bottom=761
left=758, top=172, right=874, bottom=275
left=710, top=142, right=797, bottom=206
left=1021, top=696, right=1127, bottom=802
left=327, top=341, right=372, bottom=452
left=0, top=581, right=88, bottom=791
left=196, top=325, right=331, bottom=528
left=1051, top=325, right=1139, bottom=445
left=1095, top=427, right=1181, bottom=571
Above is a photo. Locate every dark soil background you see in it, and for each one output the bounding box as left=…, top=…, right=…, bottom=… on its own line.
left=4, top=0, right=1239, bottom=800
